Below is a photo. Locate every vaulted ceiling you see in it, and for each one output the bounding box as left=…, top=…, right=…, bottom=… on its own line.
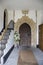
left=0, top=0, right=43, bottom=10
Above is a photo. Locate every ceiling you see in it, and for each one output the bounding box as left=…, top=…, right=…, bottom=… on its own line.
left=0, top=0, right=43, bottom=10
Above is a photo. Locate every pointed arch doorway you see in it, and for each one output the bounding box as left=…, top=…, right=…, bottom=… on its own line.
left=19, top=23, right=31, bottom=47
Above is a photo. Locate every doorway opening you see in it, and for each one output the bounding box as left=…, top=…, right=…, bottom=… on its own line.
left=19, top=23, right=31, bottom=47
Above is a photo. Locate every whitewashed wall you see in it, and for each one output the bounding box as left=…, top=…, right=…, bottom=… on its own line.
left=0, top=8, right=43, bottom=45
left=37, top=10, right=43, bottom=45
left=0, top=8, right=14, bottom=34
left=15, top=10, right=36, bottom=22
left=8, top=10, right=14, bottom=24
left=0, top=7, right=4, bottom=32
left=41, top=11, right=43, bottom=23
left=14, top=10, right=43, bottom=45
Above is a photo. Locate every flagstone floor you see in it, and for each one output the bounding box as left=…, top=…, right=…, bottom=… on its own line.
left=3, top=47, right=19, bottom=65
left=0, top=47, right=43, bottom=65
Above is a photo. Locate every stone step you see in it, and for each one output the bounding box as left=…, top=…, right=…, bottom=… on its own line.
left=7, top=20, right=14, bottom=30
left=5, top=32, right=10, bottom=35
left=4, top=33, right=9, bottom=37
left=0, top=44, right=6, bottom=50
left=3, top=30, right=11, bottom=40
left=6, top=30, right=11, bottom=33
left=1, top=40, right=7, bottom=45
left=3, top=36, right=9, bottom=40
left=0, top=50, right=4, bottom=58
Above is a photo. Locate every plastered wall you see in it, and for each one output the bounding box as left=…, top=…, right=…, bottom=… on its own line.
left=0, top=8, right=43, bottom=46
left=14, top=10, right=43, bottom=47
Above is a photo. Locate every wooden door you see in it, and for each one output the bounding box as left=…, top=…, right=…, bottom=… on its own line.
left=39, top=24, right=43, bottom=51
left=19, top=23, right=31, bottom=47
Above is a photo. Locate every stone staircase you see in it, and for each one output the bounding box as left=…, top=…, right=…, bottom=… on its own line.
left=0, top=20, right=14, bottom=63
left=0, top=29, right=11, bottom=63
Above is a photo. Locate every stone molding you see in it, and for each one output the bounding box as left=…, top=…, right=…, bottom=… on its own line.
left=15, top=16, right=37, bottom=47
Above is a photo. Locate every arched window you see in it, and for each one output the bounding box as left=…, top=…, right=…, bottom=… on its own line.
left=3, top=9, right=8, bottom=29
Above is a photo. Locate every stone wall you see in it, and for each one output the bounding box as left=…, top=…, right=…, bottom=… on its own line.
left=14, top=16, right=37, bottom=47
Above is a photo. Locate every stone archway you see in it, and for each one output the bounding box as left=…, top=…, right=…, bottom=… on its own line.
left=19, top=23, right=31, bottom=47
left=14, top=16, right=37, bottom=47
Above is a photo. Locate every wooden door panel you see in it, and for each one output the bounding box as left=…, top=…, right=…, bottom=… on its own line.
left=19, top=23, right=31, bottom=47
left=39, top=24, right=43, bottom=51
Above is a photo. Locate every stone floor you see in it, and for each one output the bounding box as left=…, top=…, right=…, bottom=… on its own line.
left=0, top=47, right=43, bottom=65
left=3, top=47, right=19, bottom=65
left=32, top=47, right=43, bottom=65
